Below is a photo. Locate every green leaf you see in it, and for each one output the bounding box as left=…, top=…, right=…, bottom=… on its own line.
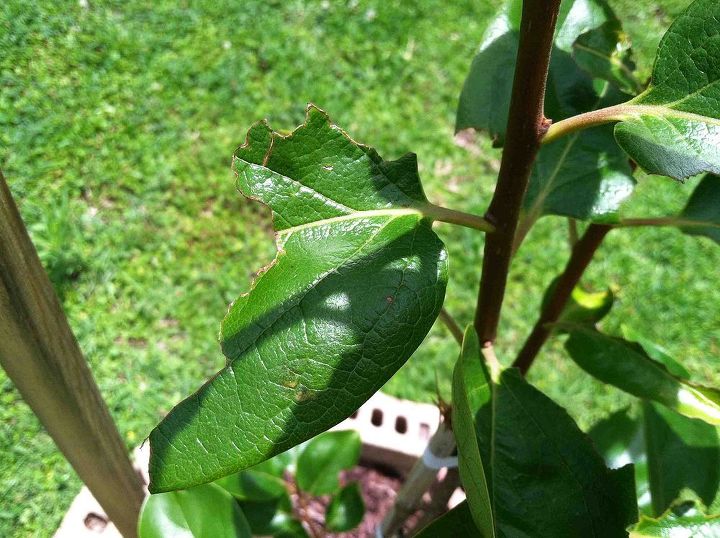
left=451, top=327, right=493, bottom=537
left=414, top=502, right=479, bottom=537
left=148, top=107, right=448, bottom=492
left=214, top=458, right=287, bottom=502
left=452, top=336, right=636, bottom=536
left=631, top=499, right=720, bottom=537
left=325, top=482, right=365, bottom=532
left=296, top=430, right=361, bottom=496
left=643, top=403, right=720, bottom=515
left=573, top=20, right=640, bottom=94
left=522, top=84, right=636, bottom=227
left=541, top=277, right=614, bottom=328
left=564, top=326, right=720, bottom=426
left=613, top=0, right=720, bottom=180
left=138, top=483, right=252, bottom=538
left=589, top=407, right=652, bottom=515
left=238, top=494, right=308, bottom=538
left=680, top=174, right=720, bottom=245
left=621, top=326, right=690, bottom=380
left=457, top=0, right=616, bottom=142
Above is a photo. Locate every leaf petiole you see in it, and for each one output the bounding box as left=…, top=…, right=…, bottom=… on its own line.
left=542, top=104, right=629, bottom=144
left=421, top=203, right=495, bottom=232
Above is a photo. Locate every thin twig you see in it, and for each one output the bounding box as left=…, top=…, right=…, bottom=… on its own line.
left=567, top=218, right=579, bottom=248
left=474, top=0, right=563, bottom=345
left=438, top=307, right=463, bottom=345
left=512, top=224, right=612, bottom=375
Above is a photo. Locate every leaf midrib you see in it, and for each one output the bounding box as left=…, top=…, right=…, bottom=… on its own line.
left=277, top=208, right=424, bottom=237
left=622, top=104, right=720, bottom=127
left=224, top=211, right=422, bottom=360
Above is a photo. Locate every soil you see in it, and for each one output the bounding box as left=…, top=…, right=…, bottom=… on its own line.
left=304, top=462, right=423, bottom=537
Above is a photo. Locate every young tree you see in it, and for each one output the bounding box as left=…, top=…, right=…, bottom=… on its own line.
left=143, top=0, right=720, bottom=535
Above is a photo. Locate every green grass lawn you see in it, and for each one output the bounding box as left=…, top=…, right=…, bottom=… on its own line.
left=1, top=0, right=717, bottom=535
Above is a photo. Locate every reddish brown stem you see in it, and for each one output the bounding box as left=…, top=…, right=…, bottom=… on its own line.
left=513, top=224, right=612, bottom=375
left=474, top=0, right=562, bottom=346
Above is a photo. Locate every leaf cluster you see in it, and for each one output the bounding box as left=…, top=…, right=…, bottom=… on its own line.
left=139, top=430, right=364, bottom=537
left=146, top=0, right=720, bottom=535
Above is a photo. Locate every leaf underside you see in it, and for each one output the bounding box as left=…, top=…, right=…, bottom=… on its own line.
left=680, top=174, right=720, bottom=245
left=148, top=106, right=448, bottom=492
left=564, top=326, right=720, bottom=426
left=614, top=0, right=720, bottom=180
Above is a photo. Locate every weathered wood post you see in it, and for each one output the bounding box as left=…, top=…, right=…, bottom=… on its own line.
left=0, top=171, right=144, bottom=537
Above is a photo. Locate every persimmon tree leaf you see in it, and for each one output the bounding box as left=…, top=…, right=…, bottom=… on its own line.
left=325, top=482, right=365, bottom=532
left=680, top=174, right=720, bottom=244
left=456, top=0, right=616, bottom=143
left=451, top=327, right=493, bottom=537
left=139, top=483, right=252, bottom=538
left=613, top=0, right=720, bottom=180
left=148, top=106, right=448, bottom=492
left=564, top=326, right=720, bottom=426
left=589, top=404, right=720, bottom=518
left=573, top=20, right=641, bottom=94
left=589, top=407, right=652, bottom=515
left=522, top=86, right=635, bottom=229
left=452, top=331, right=636, bottom=536
left=631, top=499, right=720, bottom=537
left=296, top=430, right=361, bottom=496
left=643, top=403, right=720, bottom=515
left=238, top=494, right=308, bottom=538
left=214, top=457, right=287, bottom=502
left=540, top=277, right=614, bottom=328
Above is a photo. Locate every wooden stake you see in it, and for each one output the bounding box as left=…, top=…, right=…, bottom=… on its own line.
left=0, top=171, right=144, bottom=537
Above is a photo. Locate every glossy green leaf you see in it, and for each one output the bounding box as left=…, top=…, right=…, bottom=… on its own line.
left=238, top=494, right=309, bottom=538
left=589, top=407, right=652, bottom=515
left=296, top=430, right=361, bottom=496
left=414, top=501, right=479, bottom=537
left=138, top=483, right=251, bottom=538
left=631, top=499, right=720, bottom=537
left=456, top=0, right=615, bottom=142
left=621, top=326, right=690, bottom=380
left=451, top=327, right=493, bottom=537
left=541, top=277, right=614, bottom=328
left=613, top=0, right=720, bottom=180
left=325, top=482, right=365, bottom=532
left=573, top=20, right=641, bottom=94
left=564, top=326, right=720, bottom=426
left=522, top=84, right=636, bottom=227
left=644, top=403, right=720, bottom=515
left=680, top=174, right=720, bottom=245
left=148, top=107, right=448, bottom=492
left=452, top=340, right=636, bottom=536
left=214, top=458, right=287, bottom=502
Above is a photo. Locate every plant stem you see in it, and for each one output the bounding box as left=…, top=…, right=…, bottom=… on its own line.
left=512, top=224, right=612, bottom=375
left=422, top=203, right=494, bottom=232
left=568, top=218, right=579, bottom=248
left=474, top=0, right=562, bottom=346
left=439, top=307, right=464, bottom=345
left=618, top=217, right=719, bottom=229
left=542, top=104, right=627, bottom=144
